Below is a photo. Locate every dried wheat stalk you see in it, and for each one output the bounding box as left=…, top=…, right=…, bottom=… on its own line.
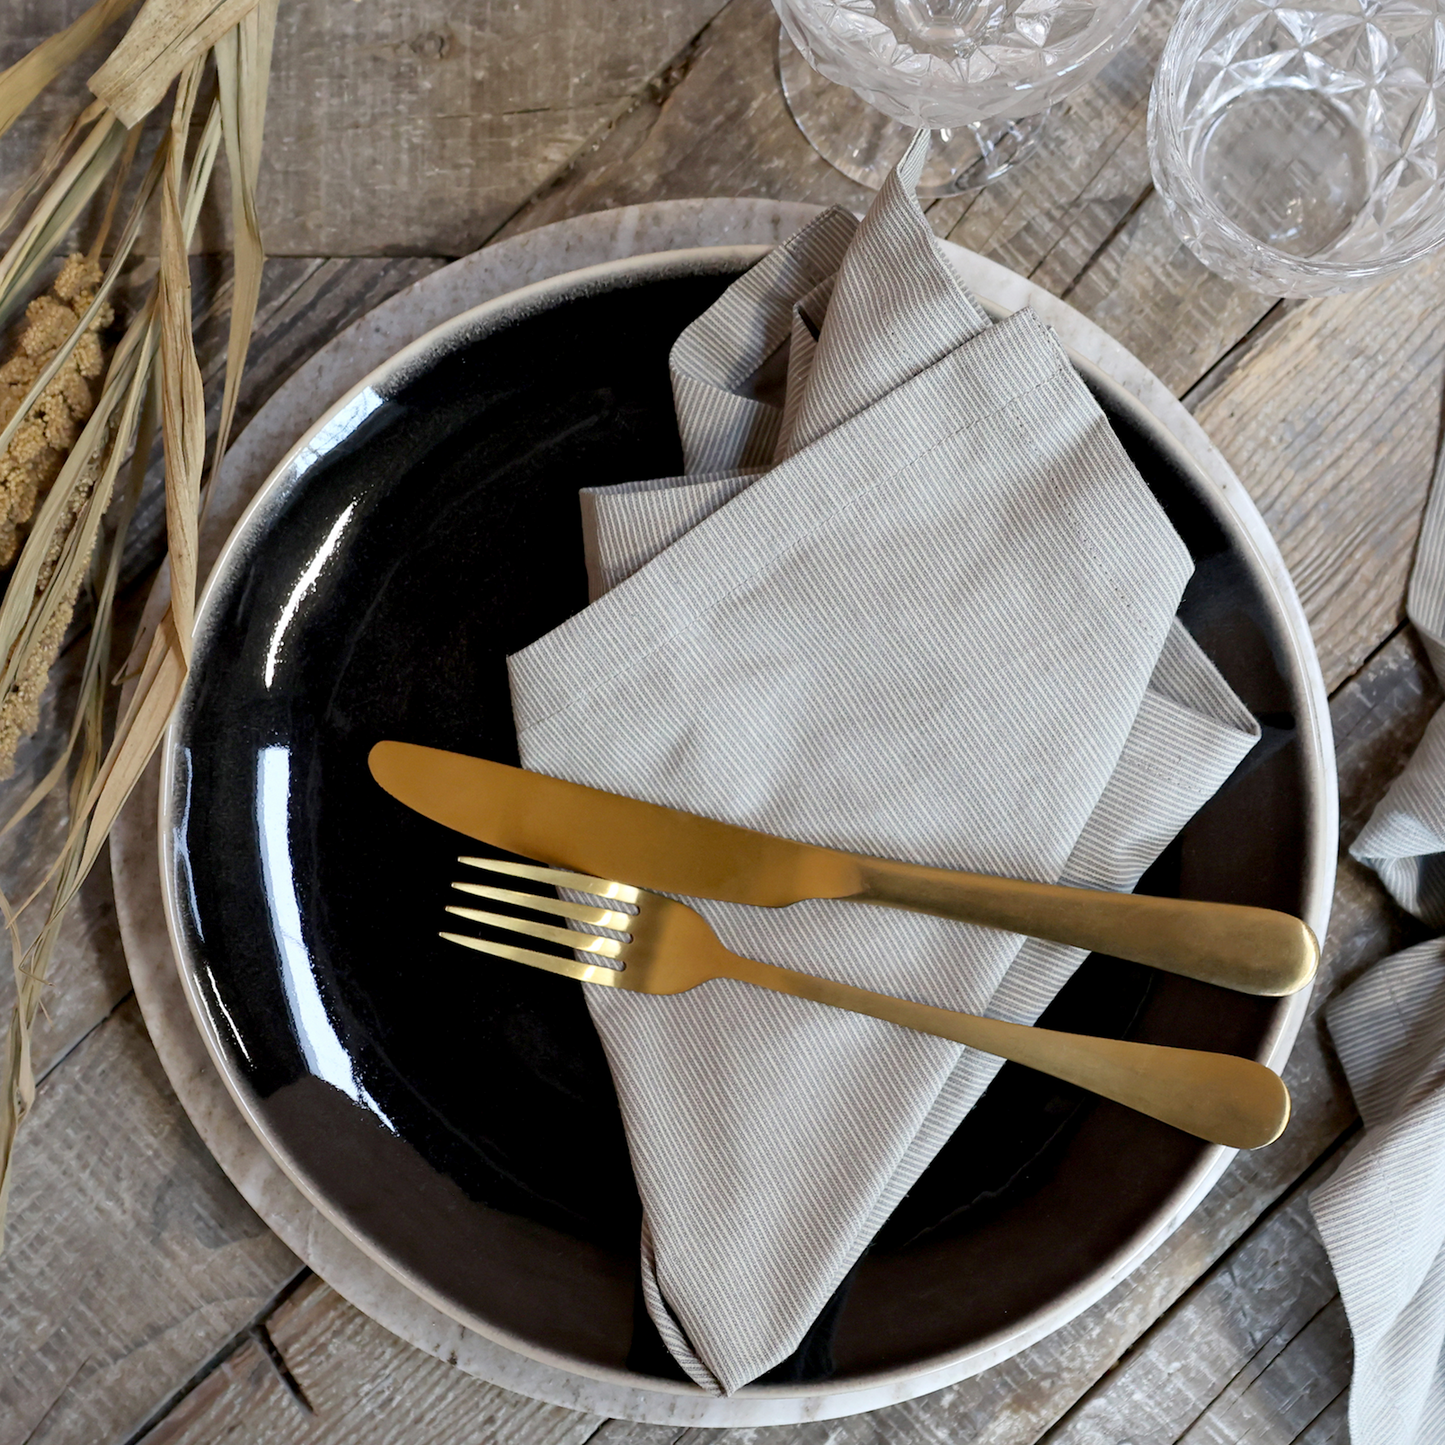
left=0, top=0, right=277, bottom=1245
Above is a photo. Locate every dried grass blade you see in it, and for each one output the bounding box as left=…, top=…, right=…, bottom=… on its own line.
left=180, top=102, right=223, bottom=239
left=68, top=102, right=219, bottom=878
left=0, top=98, right=108, bottom=240
left=89, top=0, right=262, bottom=127
left=86, top=119, right=144, bottom=263
left=77, top=619, right=184, bottom=878
left=0, top=111, right=128, bottom=333
left=0, top=0, right=138, bottom=140
left=208, top=0, right=276, bottom=494
left=156, top=64, right=210, bottom=664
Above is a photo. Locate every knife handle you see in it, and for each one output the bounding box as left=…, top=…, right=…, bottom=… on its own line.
left=847, top=860, right=1318, bottom=996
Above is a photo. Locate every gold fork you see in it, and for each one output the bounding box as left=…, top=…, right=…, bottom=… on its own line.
left=440, top=856, right=1290, bottom=1150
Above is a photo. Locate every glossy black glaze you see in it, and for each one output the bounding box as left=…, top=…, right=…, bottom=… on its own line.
left=169, top=261, right=1310, bottom=1388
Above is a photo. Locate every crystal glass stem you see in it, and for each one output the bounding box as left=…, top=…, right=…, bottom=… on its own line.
left=777, top=28, right=1050, bottom=195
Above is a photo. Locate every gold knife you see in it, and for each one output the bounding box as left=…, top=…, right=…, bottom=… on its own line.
left=369, top=740, right=1318, bottom=996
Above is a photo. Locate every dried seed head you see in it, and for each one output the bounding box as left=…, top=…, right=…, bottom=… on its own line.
left=0, top=252, right=114, bottom=571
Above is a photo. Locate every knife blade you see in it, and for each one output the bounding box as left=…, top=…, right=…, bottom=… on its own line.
left=368, top=739, right=1318, bottom=996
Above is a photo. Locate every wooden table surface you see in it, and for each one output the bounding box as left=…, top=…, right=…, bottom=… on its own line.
left=1, top=1, right=1436, bottom=1441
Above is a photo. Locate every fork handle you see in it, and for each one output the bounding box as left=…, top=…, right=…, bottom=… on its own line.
left=848, top=859, right=1318, bottom=997
left=723, top=955, right=1290, bottom=1149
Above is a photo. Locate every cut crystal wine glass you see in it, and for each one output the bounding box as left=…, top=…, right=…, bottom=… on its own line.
left=774, top=0, right=1153, bottom=194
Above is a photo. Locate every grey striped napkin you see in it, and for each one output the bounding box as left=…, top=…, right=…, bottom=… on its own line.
left=507, top=132, right=1262, bottom=1394
left=1310, top=460, right=1445, bottom=1445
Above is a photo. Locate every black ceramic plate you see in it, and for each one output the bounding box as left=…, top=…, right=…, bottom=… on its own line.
left=163, top=249, right=1328, bottom=1396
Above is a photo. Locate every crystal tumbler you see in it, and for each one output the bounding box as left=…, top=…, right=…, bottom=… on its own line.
left=1150, top=0, right=1445, bottom=296
left=774, top=0, right=1152, bottom=194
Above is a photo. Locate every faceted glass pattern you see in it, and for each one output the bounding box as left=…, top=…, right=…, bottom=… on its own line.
left=1150, top=0, right=1445, bottom=294
left=772, top=0, right=1152, bottom=126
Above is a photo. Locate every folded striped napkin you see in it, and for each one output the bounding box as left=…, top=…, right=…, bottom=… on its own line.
left=507, top=132, right=1261, bottom=1394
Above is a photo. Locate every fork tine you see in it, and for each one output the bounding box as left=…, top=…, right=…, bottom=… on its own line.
left=440, top=931, right=627, bottom=987
left=445, top=903, right=625, bottom=959
left=449, top=880, right=633, bottom=931
left=457, top=855, right=641, bottom=904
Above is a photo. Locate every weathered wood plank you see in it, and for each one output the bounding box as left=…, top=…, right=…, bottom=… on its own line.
left=496, top=0, right=874, bottom=238
left=1179, top=1296, right=1351, bottom=1445
left=1038, top=1152, right=1349, bottom=1444
left=1294, top=1389, right=1351, bottom=1444
left=0, top=1000, right=299, bottom=1445
left=497, top=0, right=1282, bottom=412
left=501, top=0, right=1177, bottom=311
left=1, top=0, right=735, bottom=258
left=261, top=0, right=733, bottom=255
left=0, top=623, right=133, bottom=1088
left=587, top=1423, right=685, bottom=1445
left=1332, top=626, right=1442, bottom=837
left=1057, top=191, right=1282, bottom=398
left=133, top=1274, right=604, bottom=1445
left=1191, top=250, right=1445, bottom=695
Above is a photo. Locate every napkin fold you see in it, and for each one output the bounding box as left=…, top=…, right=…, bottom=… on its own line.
left=507, top=132, right=1262, bottom=1394
left=1310, top=464, right=1445, bottom=1445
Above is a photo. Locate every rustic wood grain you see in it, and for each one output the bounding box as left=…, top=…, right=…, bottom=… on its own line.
left=1039, top=1152, right=1351, bottom=1445
left=132, top=1274, right=605, bottom=1445
left=0, top=627, right=133, bottom=1089
left=1178, top=1296, right=1351, bottom=1445
left=1191, top=250, right=1445, bottom=694
left=1332, top=626, right=1443, bottom=838
left=256, top=0, right=731, bottom=256
left=495, top=0, right=875, bottom=239
left=2, top=0, right=736, bottom=258
left=1056, top=190, right=1283, bottom=398
left=496, top=0, right=1278, bottom=408
left=587, top=1424, right=685, bottom=1445
left=500, top=0, right=1178, bottom=310
left=1294, top=1390, right=1351, bottom=1444
left=0, top=1000, right=299, bottom=1445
